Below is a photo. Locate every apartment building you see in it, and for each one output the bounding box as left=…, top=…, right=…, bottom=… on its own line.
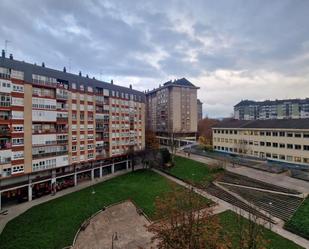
left=197, top=99, right=203, bottom=122
left=234, top=99, right=309, bottom=120
left=212, top=119, right=309, bottom=167
left=0, top=51, right=145, bottom=209
left=146, top=78, right=199, bottom=144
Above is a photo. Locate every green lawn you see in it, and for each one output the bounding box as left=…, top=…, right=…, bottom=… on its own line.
left=219, top=210, right=303, bottom=249
left=0, top=170, right=209, bottom=249
left=167, top=155, right=223, bottom=185
left=285, top=197, right=309, bottom=240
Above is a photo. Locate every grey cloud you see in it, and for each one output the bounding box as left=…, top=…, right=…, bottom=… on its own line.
left=0, top=0, right=308, bottom=117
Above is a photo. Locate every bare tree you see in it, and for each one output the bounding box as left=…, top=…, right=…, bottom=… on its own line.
left=148, top=186, right=231, bottom=249
left=233, top=207, right=269, bottom=249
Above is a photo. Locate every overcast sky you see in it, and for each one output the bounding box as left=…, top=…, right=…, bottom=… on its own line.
left=1, top=0, right=309, bottom=118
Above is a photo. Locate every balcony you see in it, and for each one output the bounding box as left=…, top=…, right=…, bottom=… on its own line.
left=0, top=126, right=11, bottom=136
left=57, top=116, right=68, bottom=123
left=56, top=93, right=68, bottom=100
left=33, top=128, right=56, bottom=134
left=0, top=157, right=11, bottom=165
left=0, top=138, right=11, bottom=150
left=32, top=150, right=68, bottom=160
left=95, top=126, right=108, bottom=132
left=0, top=113, right=11, bottom=121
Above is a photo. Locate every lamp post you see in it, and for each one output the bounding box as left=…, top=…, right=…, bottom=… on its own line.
left=111, top=232, right=118, bottom=249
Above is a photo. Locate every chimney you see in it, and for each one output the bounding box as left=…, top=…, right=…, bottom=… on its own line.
left=111, top=79, right=114, bottom=85
left=63, top=67, right=66, bottom=73
left=129, top=84, right=132, bottom=89
left=9, top=54, right=13, bottom=60
left=42, top=62, right=45, bottom=67
left=1, top=49, right=5, bottom=58
left=79, top=71, right=82, bottom=76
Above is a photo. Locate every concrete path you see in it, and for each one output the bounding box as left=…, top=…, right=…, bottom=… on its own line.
left=0, top=168, right=137, bottom=234
left=154, top=169, right=309, bottom=249
left=178, top=151, right=309, bottom=194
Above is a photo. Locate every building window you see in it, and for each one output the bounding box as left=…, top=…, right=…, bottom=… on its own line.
left=287, top=132, right=293, bottom=137
left=294, top=144, right=301, bottom=150
left=294, top=133, right=301, bottom=138
left=287, top=144, right=293, bottom=149
left=279, top=155, right=285, bottom=160
left=304, top=145, right=309, bottom=151
left=279, top=131, right=285, bottom=137
left=272, top=132, right=278, bottom=136
left=279, top=143, right=285, bottom=148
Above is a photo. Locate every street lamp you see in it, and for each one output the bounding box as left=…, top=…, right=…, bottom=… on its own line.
left=111, top=232, right=118, bottom=249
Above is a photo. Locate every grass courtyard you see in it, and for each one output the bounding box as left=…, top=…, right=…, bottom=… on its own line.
left=167, top=155, right=223, bottom=185
left=285, top=196, right=309, bottom=240
left=219, top=211, right=303, bottom=249
left=0, top=169, right=304, bottom=249
left=0, top=170, right=209, bottom=249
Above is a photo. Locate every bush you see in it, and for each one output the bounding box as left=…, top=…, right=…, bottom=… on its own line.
left=160, top=148, right=171, bottom=164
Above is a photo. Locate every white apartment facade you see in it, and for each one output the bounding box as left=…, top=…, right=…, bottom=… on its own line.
left=212, top=119, right=309, bottom=167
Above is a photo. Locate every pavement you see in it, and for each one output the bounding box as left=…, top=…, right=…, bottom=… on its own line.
left=73, top=201, right=154, bottom=249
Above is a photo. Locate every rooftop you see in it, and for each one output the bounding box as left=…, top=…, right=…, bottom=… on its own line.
left=0, top=53, right=145, bottom=100
left=146, top=77, right=199, bottom=95
left=212, top=118, right=309, bottom=130
left=234, top=98, right=309, bottom=107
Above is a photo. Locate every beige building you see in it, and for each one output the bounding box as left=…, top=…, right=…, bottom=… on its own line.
left=0, top=52, right=145, bottom=209
left=146, top=78, right=199, bottom=144
left=212, top=119, right=309, bottom=167
left=197, top=99, right=203, bottom=122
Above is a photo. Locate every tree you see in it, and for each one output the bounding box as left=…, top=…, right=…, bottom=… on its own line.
left=233, top=208, right=269, bottom=249
left=197, top=118, right=220, bottom=152
left=147, top=186, right=231, bottom=249
left=146, top=130, right=160, bottom=150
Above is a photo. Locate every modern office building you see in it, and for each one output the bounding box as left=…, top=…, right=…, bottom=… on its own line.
left=197, top=99, right=203, bottom=122
left=234, top=99, right=309, bottom=120
left=145, top=78, right=199, bottom=144
left=212, top=119, right=309, bottom=167
left=0, top=51, right=145, bottom=209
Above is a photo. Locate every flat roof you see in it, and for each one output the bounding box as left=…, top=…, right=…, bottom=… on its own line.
left=212, top=119, right=309, bottom=130
left=0, top=56, right=145, bottom=101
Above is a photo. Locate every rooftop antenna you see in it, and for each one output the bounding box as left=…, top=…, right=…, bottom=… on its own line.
left=4, top=40, right=11, bottom=53
left=68, top=58, right=71, bottom=73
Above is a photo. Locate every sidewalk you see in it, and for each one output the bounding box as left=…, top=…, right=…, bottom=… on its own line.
left=178, top=151, right=309, bottom=194
left=154, top=169, right=309, bottom=249
left=0, top=168, right=136, bottom=233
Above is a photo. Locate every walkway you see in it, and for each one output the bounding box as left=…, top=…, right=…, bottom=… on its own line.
left=153, top=169, right=309, bottom=249
left=0, top=168, right=137, bottom=233
left=178, top=151, right=309, bottom=194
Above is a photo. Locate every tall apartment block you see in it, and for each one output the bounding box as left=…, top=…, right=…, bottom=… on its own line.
left=0, top=51, right=145, bottom=209
left=197, top=99, right=203, bottom=122
left=234, top=99, right=309, bottom=120
left=212, top=119, right=309, bottom=167
left=146, top=78, right=199, bottom=144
